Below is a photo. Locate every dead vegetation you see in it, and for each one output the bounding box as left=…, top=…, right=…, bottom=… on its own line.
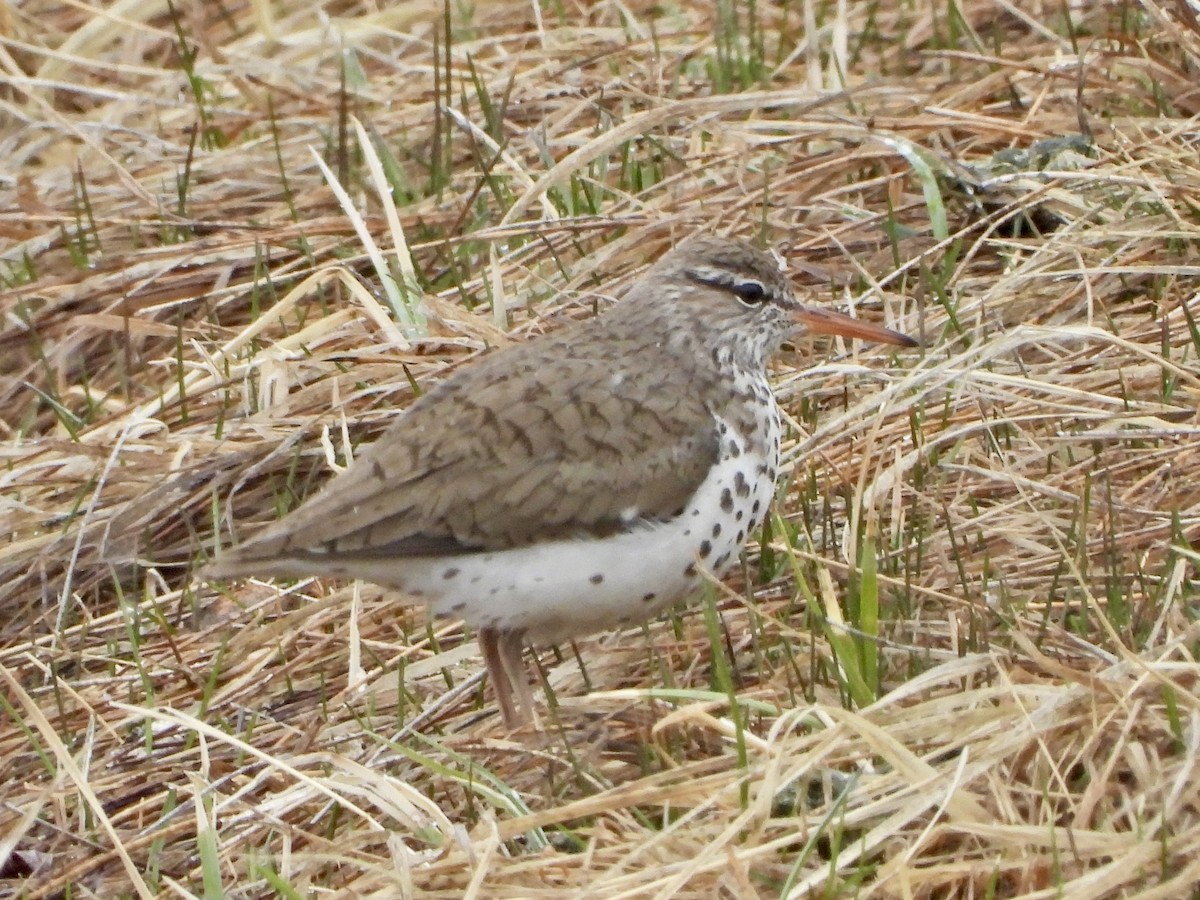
left=2, top=0, right=1199, bottom=896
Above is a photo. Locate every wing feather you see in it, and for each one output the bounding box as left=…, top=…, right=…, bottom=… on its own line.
left=207, top=334, right=719, bottom=576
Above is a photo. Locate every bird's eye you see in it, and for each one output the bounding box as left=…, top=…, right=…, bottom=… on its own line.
left=685, top=267, right=772, bottom=306
left=732, top=280, right=767, bottom=305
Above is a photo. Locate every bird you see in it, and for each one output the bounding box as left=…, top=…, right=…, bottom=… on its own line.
left=203, top=234, right=917, bottom=728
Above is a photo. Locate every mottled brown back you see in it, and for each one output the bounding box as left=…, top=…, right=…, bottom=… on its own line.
left=206, top=236, right=801, bottom=576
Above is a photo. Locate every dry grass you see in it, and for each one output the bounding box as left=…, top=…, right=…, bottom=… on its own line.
left=2, top=0, right=1199, bottom=897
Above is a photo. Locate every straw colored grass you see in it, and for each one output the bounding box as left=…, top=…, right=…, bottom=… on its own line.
left=2, top=1, right=1198, bottom=896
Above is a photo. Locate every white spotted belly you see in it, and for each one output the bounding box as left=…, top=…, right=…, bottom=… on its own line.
left=340, top=414, right=780, bottom=645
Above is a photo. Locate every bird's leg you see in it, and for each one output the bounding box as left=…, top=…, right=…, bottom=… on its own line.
left=478, top=626, right=520, bottom=728
left=497, top=629, right=538, bottom=728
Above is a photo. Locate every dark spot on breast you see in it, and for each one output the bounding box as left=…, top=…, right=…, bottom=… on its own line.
left=672, top=506, right=685, bottom=517
left=767, top=467, right=777, bottom=482
left=642, top=592, right=657, bottom=603
left=734, top=471, right=750, bottom=498
left=443, top=567, right=460, bottom=580
left=726, top=441, right=741, bottom=458
left=692, top=508, right=701, bottom=517
left=715, top=552, right=730, bottom=569
left=752, top=499, right=761, bottom=514
left=736, top=529, right=745, bottom=543
left=736, top=510, right=744, bottom=521
left=717, top=420, right=728, bottom=435
left=470, top=575, right=481, bottom=584
left=712, top=523, right=721, bottom=538
left=684, top=562, right=698, bottom=578
left=699, top=540, right=712, bottom=558
left=451, top=601, right=466, bottom=612
left=590, top=573, right=604, bottom=585
left=720, top=488, right=734, bottom=513
left=371, top=459, right=386, bottom=480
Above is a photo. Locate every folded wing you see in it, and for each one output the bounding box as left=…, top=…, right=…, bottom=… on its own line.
left=205, top=339, right=719, bottom=578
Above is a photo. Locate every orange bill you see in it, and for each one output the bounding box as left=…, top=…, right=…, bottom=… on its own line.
left=792, top=306, right=919, bottom=347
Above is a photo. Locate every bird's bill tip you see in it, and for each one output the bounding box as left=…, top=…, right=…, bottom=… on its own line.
left=792, top=306, right=919, bottom=347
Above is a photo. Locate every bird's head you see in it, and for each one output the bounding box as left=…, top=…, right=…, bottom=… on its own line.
left=643, top=234, right=917, bottom=368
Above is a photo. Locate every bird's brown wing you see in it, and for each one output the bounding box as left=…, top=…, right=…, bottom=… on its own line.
left=206, top=337, right=720, bottom=576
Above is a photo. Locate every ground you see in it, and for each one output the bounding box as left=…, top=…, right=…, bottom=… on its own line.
left=1, top=1, right=1199, bottom=897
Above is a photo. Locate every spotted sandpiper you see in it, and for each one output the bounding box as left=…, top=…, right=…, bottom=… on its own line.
left=204, top=235, right=917, bottom=727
